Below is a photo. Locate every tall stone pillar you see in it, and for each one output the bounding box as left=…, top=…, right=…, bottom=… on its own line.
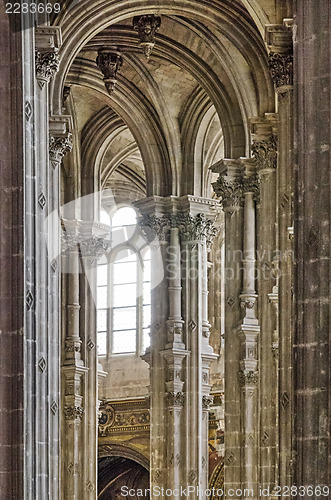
left=211, top=160, right=245, bottom=492
left=293, top=1, right=330, bottom=490
left=0, top=6, right=24, bottom=498
left=265, top=21, right=294, bottom=493
left=237, top=160, right=260, bottom=499
left=137, top=196, right=218, bottom=499
left=250, top=116, right=279, bottom=492
left=61, top=221, right=110, bottom=499
left=23, top=20, right=66, bottom=499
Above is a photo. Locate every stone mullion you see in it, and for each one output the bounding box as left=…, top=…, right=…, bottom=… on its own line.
left=265, top=22, right=294, bottom=495
left=250, top=117, right=279, bottom=493
left=211, top=160, right=245, bottom=492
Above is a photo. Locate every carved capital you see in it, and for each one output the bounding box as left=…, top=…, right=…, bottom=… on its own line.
left=243, top=175, right=260, bottom=203
left=79, top=237, right=111, bottom=260
left=238, top=370, right=259, bottom=387
left=268, top=52, right=293, bottom=90
left=202, top=395, right=214, bottom=410
left=252, top=135, right=277, bottom=171
left=64, top=405, right=85, bottom=421
left=139, top=214, right=170, bottom=242
left=212, top=177, right=244, bottom=209
left=133, top=14, right=161, bottom=59
left=35, top=49, right=60, bottom=89
left=49, top=134, right=73, bottom=168
left=171, top=213, right=218, bottom=245
left=167, top=391, right=185, bottom=407
left=96, top=49, right=123, bottom=94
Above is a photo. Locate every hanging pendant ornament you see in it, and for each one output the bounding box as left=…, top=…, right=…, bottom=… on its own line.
left=133, top=15, right=161, bottom=60
left=96, top=48, right=123, bottom=95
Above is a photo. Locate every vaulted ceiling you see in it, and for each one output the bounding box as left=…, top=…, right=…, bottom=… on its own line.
left=53, top=1, right=290, bottom=201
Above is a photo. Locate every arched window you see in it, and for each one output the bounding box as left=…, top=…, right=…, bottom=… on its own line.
left=97, top=206, right=151, bottom=356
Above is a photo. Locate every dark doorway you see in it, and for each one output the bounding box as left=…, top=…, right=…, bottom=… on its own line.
left=98, top=456, right=150, bottom=499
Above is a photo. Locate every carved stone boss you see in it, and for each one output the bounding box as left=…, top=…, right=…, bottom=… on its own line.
left=96, top=48, right=123, bottom=95
left=133, top=15, right=162, bottom=59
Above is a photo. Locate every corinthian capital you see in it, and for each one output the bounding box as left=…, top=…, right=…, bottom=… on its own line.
left=49, top=134, right=73, bottom=168
left=35, top=49, right=60, bottom=89
left=211, top=159, right=245, bottom=210
left=171, top=213, right=217, bottom=245
left=35, top=26, right=61, bottom=89
left=268, top=52, right=293, bottom=90
left=265, top=21, right=293, bottom=92
left=251, top=135, right=277, bottom=171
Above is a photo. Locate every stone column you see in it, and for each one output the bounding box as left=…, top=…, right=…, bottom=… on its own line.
left=61, top=220, right=110, bottom=500
left=293, top=1, right=330, bottom=490
left=250, top=116, right=279, bottom=493
left=237, top=160, right=260, bottom=498
left=0, top=5, right=24, bottom=498
left=137, top=196, right=218, bottom=499
left=211, top=161, right=245, bottom=492
left=265, top=21, right=294, bottom=494
left=23, top=21, right=66, bottom=500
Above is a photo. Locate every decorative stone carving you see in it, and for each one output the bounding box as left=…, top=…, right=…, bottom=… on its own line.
left=49, top=134, right=73, bottom=169
left=26, top=289, right=34, bottom=310
left=133, top=15, right=161, bottom=59
left=38, top=192, right=46, bottom=210
left=251, top=135, right=277, bottom=171
left=78, top=237, right=111, bottom=260
left=139, top=214, right=169, bottom=241
left=35, top=49, right=60, bottom=89
left=238, top=370, right=259, bottom=387
left=25, top=100, right=33, bottom=121
left=96, top=49, right=123, bottom=95
left=64, top=405, right=85, bottom=421
left=212, top=176, right=244, bottom=208
left=171, top=213, right=218, bottom=245
left=167, top=391, right=185, bottom=407
left=65, top=342, right=82, bottom=354
left=140, top=212, right=217, bottom=246
left=281, top=391, right=290, bottom=409
left=188, top=319, right=197, bottom=331
left=98, top=399, right=150, bottom=436
left=243, top=175, right=260, bottom=203
left=62, top=86, right=71, bottom=107
left=87, top=339, right=95, bottom=351
left=50, top=401, right=58, bottom=415
left=268, top=51, right=293, bottom=90
left=38, top=357, right=47, bottom=373
left=202, top=395, right=214, bottom=410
